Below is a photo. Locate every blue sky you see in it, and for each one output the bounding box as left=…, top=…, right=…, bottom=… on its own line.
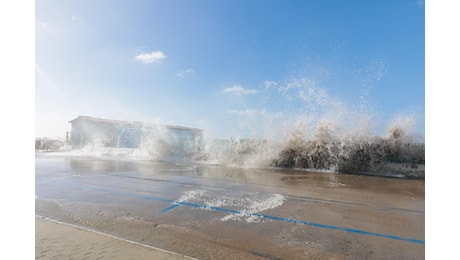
left=35, top=0, right=425, bottom=139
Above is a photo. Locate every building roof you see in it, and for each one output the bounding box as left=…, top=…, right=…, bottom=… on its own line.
left=68, top=116, right=203, bottom=133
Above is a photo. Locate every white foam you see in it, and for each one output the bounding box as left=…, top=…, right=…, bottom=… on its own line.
left=219, top=193, right=285, bottom=223
left=177, top=190, right=206, bottom=202
left=247, top=194, right=285, bottom=213
left=174, top=189, right=285, bottom=223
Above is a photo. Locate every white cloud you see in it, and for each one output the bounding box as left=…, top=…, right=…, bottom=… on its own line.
left=134, top=51, right=167, bottom=64
left=177, top=68, right=195, bottom=77
left=263, top=80, right=278, bottom=89
left=223, top=85, right=258, bottom=95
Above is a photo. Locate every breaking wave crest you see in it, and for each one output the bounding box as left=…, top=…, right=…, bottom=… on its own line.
left=44, top=119, right=424, bottom=178
left=195, top=122, right=424, bottom=178
left=42, top=77, right=424, bottom=178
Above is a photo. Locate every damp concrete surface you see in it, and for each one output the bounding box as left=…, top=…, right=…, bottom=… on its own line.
left=35, top=153, right=424, bottom=259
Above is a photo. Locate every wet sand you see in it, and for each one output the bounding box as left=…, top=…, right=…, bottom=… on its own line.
left=36, top=154, right=424, bottom=259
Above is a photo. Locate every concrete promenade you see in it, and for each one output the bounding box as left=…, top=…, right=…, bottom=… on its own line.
left=35, top=216, right=194, bottom=260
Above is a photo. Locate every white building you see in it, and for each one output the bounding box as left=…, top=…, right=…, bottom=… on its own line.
left=68, top=116, right=203, bottom=152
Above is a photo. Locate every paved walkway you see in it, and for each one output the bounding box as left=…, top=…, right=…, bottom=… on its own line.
left=35, top=216, right=195, bottom=259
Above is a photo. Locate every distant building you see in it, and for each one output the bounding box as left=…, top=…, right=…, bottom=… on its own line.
left=68, top=116, right=203, bottom=152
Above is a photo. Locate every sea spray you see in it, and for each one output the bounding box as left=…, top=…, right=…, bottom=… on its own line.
left=271, top=123, right=424, bottom=175
left=193, top=75, right=424, bottom=177
left=50, top=118, right=424, bottom=178
left=51, top=75, right=424, bottom=178
left=194, top=119, right=424, bottom=178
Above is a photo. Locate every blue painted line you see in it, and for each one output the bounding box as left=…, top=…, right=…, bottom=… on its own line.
left=197, top=208, right=424, bottom=245
left=44, top=180, right=425, bottom=245
left=160, top=203, right=181, bottom=213
left=158, top=202, right=424, bottom=245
